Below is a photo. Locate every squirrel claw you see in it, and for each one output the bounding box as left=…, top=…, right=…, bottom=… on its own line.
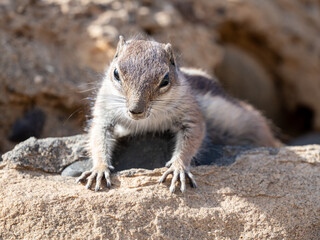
left=75, top=170, right=91, bottom=184
left=159, top=164, right=197, bottom=193
left=76, top=166, right=112, bottom=191
left=186, top=171, right=197, bottom=188
left=165, top=159, right=174, bottom=168
left=104, top=170, right=112, bottom=188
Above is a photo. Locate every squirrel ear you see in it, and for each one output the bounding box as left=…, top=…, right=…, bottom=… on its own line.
left=114, top=35, right=126, bottom=58
left=164, top=43, right=175, bottom=66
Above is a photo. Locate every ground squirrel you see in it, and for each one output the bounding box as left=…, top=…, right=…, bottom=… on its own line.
left=76, top=36, right=281, bottom=193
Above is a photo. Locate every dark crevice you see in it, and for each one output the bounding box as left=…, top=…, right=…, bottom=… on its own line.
left=285, top=105, right=314, bottom=137
left=8, top=108, right=46, bottom=142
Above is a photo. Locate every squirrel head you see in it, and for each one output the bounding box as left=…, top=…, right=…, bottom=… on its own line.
left=107, top=36, right=178, bottom=120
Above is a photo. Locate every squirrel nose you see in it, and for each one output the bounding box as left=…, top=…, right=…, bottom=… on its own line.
left=129, top=109, right=144, bottom=115
left=128, top=99, right=146, bottom=115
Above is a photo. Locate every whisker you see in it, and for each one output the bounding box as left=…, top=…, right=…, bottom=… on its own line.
left=64, top=107, right=83, bottom=125
left=77, top=87, right=99, bottom=93
left=99, top=95, right=126, bottom=102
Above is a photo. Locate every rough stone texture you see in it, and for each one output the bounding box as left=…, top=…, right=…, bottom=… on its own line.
left=0, top=0, right=100, bottom=153
left=1, top=136, right=320, bottom=239
left=2, top=135, right=88, bottom=173
left=2, top=134, right=249, bottom=176
left=1, top=0, right=320, bottom=153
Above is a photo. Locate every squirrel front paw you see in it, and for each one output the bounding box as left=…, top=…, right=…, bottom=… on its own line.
left=75, top=165, right=114, bottom=191
left=159, top=161, right=197, bottom=193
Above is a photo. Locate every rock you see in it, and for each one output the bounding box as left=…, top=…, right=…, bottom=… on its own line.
left=2, top=135, right=88, bottom=173
left=209, top=0, right=320, bottom=135
left=1, top=135, right=320, bottom=239
left=0, top=0, right=102, bottom=153
left=60, top=159, right=93, bottom=177
left=61, top=139, right=251, bottom=177
left=289, top=132, right=320, bottom=146
left=2, top=133, right=249, bottom=176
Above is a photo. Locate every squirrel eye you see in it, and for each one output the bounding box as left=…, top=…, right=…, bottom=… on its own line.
left=114, top=68, right=120, bottom=82
left=159, top=74, right=169, bottom=88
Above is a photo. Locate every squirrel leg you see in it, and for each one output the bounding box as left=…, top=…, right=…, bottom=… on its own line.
left=159, top=114, right=205, bottom=193
left=76, top=122, right=115, bottom=191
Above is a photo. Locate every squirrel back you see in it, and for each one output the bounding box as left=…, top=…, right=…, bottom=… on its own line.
left=181, top=67, right=281, bottom=147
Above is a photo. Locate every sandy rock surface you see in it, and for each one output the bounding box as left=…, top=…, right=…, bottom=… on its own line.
left=1, top=135, right=320, bottom=239
left=1, top=0, right=320, bottom=153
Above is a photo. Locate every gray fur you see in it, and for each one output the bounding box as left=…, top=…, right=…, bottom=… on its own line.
left=76, top=37, right=280, bottom=193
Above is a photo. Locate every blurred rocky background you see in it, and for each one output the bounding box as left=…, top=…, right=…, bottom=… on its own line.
left=1, top=0, right=320, bottom=153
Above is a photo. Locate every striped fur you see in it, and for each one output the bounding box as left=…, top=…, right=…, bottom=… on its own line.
left=76, top=38, right=280, bottom=192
